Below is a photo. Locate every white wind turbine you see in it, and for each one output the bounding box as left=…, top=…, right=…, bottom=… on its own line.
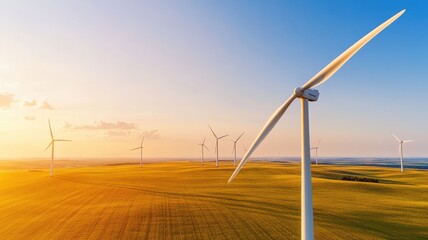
left=310, top=138, right=321, bottom=165
left=228, top=10, right=405, bottom=240
left=392, top=133, right=414, bottom=173
left=44, top=119, right=71, bottom=177
left=232, top=132, right=245, bottom=167
left=130, top=137, right=145, bottom=167
left=209, top=125, right=228, bottom=167
left=198, top=137, right=209, bottom=164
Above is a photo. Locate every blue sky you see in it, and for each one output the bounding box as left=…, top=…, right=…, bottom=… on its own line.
left=0, top=1, right=427, bottom=159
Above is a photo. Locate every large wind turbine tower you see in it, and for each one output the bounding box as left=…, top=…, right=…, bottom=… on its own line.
left=228, top=10, right=405, bottom=240
left=209, top=125, right=228, bottom=167
left=198, top=137, right=209, bottom=164
left=130, top=137, right=145, bottom=167
left=310, top=139, right=321, bottom=165
left=232, top=132, right=245, bottom=167
left=392, top=133, right=414, bottom=173
left=44, top=119, right=71, bottom=177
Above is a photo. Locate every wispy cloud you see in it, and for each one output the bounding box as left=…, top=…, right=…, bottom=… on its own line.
left=24, top=116, right=36, bottom=121
left=23, top=99, right=37, bottom=107
left=107, top=130, right=132, bottom=137
left=38, top=100, right=54, bottom=110
left=65, top=121, right=137, bottom=130
left=143, top=129, right=160, bottom=139
left=0, top=93, right=16, bottom=109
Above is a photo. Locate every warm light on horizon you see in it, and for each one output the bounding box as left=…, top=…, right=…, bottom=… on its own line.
left=0, top=1, right=426, bottom=160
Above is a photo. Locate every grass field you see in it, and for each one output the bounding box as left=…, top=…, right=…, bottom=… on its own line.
left=0, top=160, right=427, bottom=239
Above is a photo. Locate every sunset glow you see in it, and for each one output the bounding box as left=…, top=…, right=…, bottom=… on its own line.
left=0, top=1, right=426, bottom=159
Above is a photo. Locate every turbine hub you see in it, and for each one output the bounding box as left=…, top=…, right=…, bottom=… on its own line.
left=295, top=88, right=319, bottom=102
left=294, top=87, right=304, bottom=97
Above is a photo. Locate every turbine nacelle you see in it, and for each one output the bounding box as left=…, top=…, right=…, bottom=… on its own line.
left=228, top=9, right=405, bottom=240
left=294, top=88, right=319, bottom=102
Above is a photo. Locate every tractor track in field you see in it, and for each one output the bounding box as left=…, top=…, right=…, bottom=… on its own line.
left=54, top=176, right=287, bottom=217
left=1, top=185, right=96, bottom=239
left=2, top=163, right=428, bottom=239
left=143, top=197, right=154, bottom=240
left=53, top=176, right=288, bottom=239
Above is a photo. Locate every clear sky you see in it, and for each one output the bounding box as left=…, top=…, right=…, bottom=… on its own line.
left=0, top=1, right=427, bottom=159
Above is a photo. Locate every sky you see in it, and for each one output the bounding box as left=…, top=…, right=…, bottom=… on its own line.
left=0, top=0, right=427, bottom=160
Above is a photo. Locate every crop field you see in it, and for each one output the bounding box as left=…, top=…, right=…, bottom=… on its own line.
left=0, top=160, right=427, bottom=239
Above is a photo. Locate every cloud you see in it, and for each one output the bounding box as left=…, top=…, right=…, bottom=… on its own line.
left=24, top=116, right=36, bottom=121
left=143, top=129, right=160, bottom=139
left=38, top=100, right=54, bottom=110
left=106, top=130, right=132, bottom=137
left=0, top=93, right=16, bottom=109
left=65, top=121, right=137, bottom=130
left=23, top=99, right=37, bottom=107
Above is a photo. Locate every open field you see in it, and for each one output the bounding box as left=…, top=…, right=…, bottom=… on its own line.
left=0, top=160, right=427, bottom=239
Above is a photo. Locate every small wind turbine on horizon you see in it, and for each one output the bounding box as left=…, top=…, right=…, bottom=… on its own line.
left=209, top=125, right=228, bottom=167
left=198, top=137, right=209, bottom=164
left=227, top=10, right=405, bottom=240
left=130, top=137, right=144, bottom=167
left=232, top=132, right=245, bottom=167
left=44, top=119, right=71, bottom=177
left=310, top=138, right=321, bottom=165
left=392, top=133, right=414, bottom=173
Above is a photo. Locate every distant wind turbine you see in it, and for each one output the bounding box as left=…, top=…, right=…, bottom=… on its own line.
left=130, top=137, right=145, bottom=167
left=44, top=119, right=71, bottom=177
left=392, top=133, right=414, bottom=173
left=310, top=138, right=321, bottom=165
left=228, top=10, right=405, bottom=240
left=198, top=137, right=209, bottom=164
left=209, top=125, right=228, bottom=167
left=232, top=132, right=245, bottom=167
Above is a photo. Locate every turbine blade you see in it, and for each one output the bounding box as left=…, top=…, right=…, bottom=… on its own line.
left=242, top=143, right=247, bottom=152
left=403, top=140, right=414, bottom=143
left=236, top=132, right=245, bottom=142
left=44, top=141, right=53, bottom=152
left=392, top=132, right=401, bottom=142
left=204, top=144, right=210, bottom=151
left=130, top=147, right=140, bottom=151
left=218, top=135, right=228, bottom=139
left=208, top=125, right=218, bottom=138
left=203, top=137, right=206, bottom=145
left=48, top=119, right=54, bottom=140
left=310, top=147, right=316, bottom=150
left=55, top=139, right=72, bottom=142
left=228, top=93, right=297, bottom=183
left=317, top=138, right=321, bottom=147
left=301, top=9, right=405, bottom=90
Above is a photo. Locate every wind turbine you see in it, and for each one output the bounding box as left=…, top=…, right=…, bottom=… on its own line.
left=209, top=125, right=228, bottom=167
left=232, top=132, right=245, bottom=166
left=130, top=137, right=144, bottom=167
left=310, top=138, right=321, bottom=165
left=198, top=137, right=209, bottom=164
left=392, top=133, right=414, bottom=173
left=228, top=10, right=405, bottom=240
left=44, top=119, right=71, bottom=177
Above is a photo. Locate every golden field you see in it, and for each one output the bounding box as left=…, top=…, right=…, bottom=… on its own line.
left=0, top=160, right=427, bottom=239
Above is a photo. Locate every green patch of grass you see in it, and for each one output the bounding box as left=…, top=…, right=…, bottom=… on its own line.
left=340, top=175, right=379, bottom=183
